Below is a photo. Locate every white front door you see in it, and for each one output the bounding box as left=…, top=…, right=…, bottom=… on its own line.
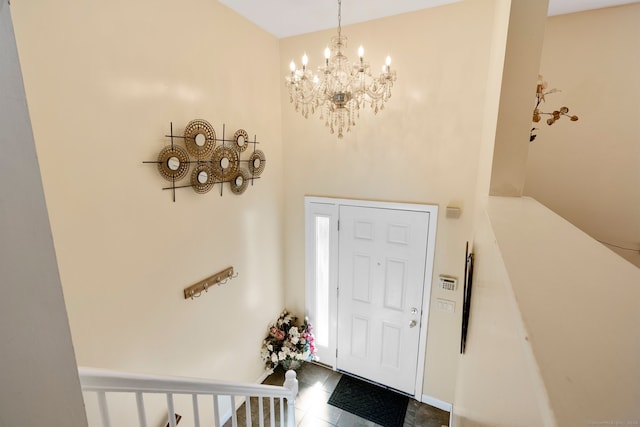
left=336, top=205, right=430, bottom=395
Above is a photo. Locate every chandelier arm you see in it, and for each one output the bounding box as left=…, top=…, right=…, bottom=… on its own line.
left=363, top=83, right=395, bottom=101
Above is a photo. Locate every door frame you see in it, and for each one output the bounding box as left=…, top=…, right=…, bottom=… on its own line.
left=304, top=196, right=438, bottom=400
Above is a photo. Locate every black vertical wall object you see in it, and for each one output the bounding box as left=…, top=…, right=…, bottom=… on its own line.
left=460, top=241, right=474, bottom=354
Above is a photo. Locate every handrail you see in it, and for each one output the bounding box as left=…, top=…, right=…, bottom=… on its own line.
left=78, top=367, right=298, bottom=427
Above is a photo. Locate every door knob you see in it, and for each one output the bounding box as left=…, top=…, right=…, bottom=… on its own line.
left=410, top=307, right=418, bottom=315
left=409, top=320, right=417, bottom=328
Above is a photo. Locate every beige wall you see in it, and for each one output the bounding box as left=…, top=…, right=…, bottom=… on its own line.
left=280, top=0, right=506, bottom=403
left=487, top=196, right=640, bottom=425
left=524, top=4, right=640, bottom=267
left=489, top=0, right=548, bottom=196
left=455, top=196, right=640, bottom=427
left=0, top=2, right=87, bottom=425
left=454, top=2, right=558, bottom=424
left=11, top=0, right=284, bottom=390
left=452, top=209, right=550, bottom=427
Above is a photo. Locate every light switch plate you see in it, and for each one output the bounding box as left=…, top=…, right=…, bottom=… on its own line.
left=436, top=298, right=456, bottom=313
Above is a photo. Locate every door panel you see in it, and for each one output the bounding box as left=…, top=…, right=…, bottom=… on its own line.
left=381, top=322, right=402, bottom=368
left=337, top=205, right=430, bottom=395
left=351, top=316, right=369, bottom=358
left=384, top=258, right=406, bottom=311
left=352, top=254, right=372, bottom=302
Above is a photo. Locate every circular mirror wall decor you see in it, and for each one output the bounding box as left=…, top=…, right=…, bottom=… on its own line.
left=184, top=119, right=216, bottom=158
left=157, top=145, right=190, bottom=181
left=233, top=129, right=249, bottom=152
left=247, top=150, right=266, bottom=176
left=212, top=145, right=239, bottom=181
left=230, top=169, right=249, bottom=195
left=191, top=163, right=215, bottom=193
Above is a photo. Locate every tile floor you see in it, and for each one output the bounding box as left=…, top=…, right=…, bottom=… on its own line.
left=224, top=363, right=449, bottom=427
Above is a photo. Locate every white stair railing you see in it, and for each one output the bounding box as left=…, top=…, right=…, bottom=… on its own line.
left=78, top=367, right=298, bottom=427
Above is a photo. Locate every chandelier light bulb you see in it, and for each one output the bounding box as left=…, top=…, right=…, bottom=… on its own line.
left=302, top=54, right=308, bottom=67
left=289, top=61, right=296, bottom=72
left=324, top=47, right=331, bottom=59
left=358, top=46, right=364, bottom=59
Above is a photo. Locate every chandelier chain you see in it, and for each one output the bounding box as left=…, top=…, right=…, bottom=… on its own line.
left=337, top=0, right=342, bottom=39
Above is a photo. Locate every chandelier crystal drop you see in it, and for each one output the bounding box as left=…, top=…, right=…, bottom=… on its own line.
left=284, top=0, right=397, bottom=138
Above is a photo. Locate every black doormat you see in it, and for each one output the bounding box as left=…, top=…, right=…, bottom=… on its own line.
left=328, top=374, right=409, bottom=427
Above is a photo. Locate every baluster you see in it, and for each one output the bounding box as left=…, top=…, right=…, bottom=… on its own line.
left=135, top=392, right=147, bottom=427
left=283, top=370, right=298, bottom=427
left=192, top=394, right=200, bottom=427
left=97, top=391, right=111, bottom=427
left=258, top=397, right=264, bottom=427
left=212, top=394, right=220, bottom=427
left=286, top=397, right=295, bottom=427
left=269, top=397, right=275, bottom=427
left=245, top=396, right=252, bottom=427
left=166, top=393, right=177, bottom=427
left=231, top=395, right=238, bottom=427
left=279, top=397, right=284, bottom=427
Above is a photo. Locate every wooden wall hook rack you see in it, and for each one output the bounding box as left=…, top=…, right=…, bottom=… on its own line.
left=183, top=266, right=237, bottom=300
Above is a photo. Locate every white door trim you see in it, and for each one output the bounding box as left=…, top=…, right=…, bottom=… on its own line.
left=304, top=196, right=438, bottom=400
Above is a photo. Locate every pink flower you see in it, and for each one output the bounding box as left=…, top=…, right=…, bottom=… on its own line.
left=270, top=327, right=285, bottom=341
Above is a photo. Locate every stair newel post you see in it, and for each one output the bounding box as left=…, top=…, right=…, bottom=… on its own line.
left=283, top=370, right=299, bottom=427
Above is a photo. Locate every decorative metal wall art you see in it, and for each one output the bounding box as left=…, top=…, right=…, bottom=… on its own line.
left=144, top=120, right=266, bottom=201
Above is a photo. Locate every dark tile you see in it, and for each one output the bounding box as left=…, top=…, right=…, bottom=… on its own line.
left=321, top=370, right=342, bottom=393
left=223, top=362, right=451, bottom=427
left=337, top=411, right=377, bottom=427
left=305, top=400, right=343, bottom=425
left=414, top=403, right=450, bottom=427
left=296, top=362, right=333, bottom=388
left=262, top=367, right=286, bottom=386
left=295, top=384, right=331, bottom=412
left=298, top=412, right=337, bottom=427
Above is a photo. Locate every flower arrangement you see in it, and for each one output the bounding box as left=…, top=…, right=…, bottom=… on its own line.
left=261, top=310, right=316, bottom=373
left=531, top=74, right=578, bottom=142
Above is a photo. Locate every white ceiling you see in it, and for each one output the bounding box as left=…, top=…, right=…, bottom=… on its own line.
left=218, top=0, right=639, bottom=39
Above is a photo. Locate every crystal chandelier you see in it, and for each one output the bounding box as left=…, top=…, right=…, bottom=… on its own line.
left=285, top=0, right=397, bottom=138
